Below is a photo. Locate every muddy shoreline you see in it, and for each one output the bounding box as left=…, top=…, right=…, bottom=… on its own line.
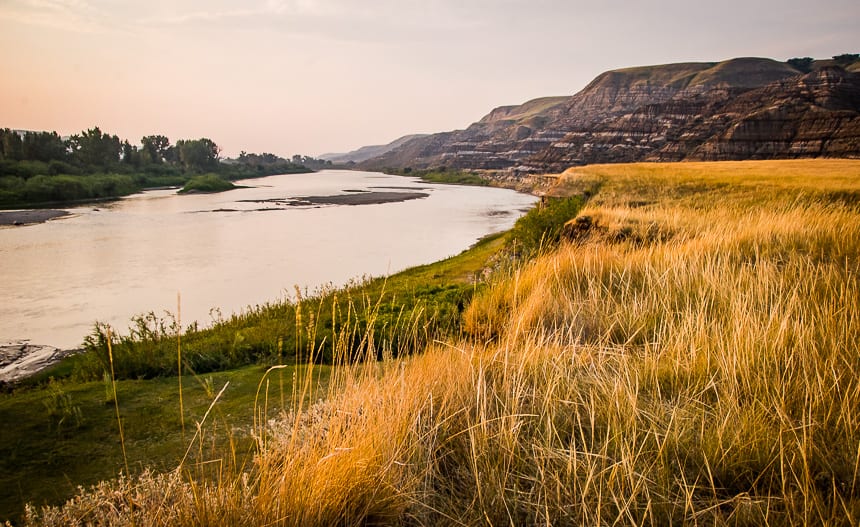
left=300, top=191, right=429, bottom=206
left=236, top=190, right=430, bottom=208
left=0, top=209, right=70, bottom=226
left=0, top=342, right=81, bottom=385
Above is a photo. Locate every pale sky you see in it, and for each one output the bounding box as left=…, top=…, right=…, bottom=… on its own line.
left=1, top=0, right=857, bottom=157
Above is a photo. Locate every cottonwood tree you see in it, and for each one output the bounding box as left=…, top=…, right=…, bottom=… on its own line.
left=140, top=135, right=172, bottom=164
left=68, top=127, right=122, bottom=168
left=176, top=138, right=220, bottom=172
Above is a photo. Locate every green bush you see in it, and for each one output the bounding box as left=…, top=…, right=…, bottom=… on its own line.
left=510, top=196, right=584, bottom=255
left=417, top=170, right=489, bottom=186
left=0, top=176, right=24, bottom=192
left=178, top=174, right=235, bottom=194
left=0, top=173, right=138, bottom=206
left=4, top=160, right=51, bottom=179
left=787, top=57, right=814, bottom=73
left=218, top=162, right=311, bottom=180
left=48, top=160, right=80, bottom=176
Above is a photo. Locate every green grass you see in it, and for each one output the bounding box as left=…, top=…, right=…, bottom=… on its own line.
left=390, top=168, right=490, bottom=187
left=480, top=96, right=569, bottom=124
left=0, top=363, right=330, bottom=523
left=387, top=230, right=506, bottom=283
left=509, top=195, right=584, bottom=255
left=418, top=170, right=489, bottom=186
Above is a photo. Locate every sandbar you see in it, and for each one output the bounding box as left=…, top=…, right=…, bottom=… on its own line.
left=0, top=209, right=70, bottom=226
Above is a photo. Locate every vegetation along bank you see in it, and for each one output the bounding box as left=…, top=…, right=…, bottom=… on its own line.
left=2, top=158, right=859, bottom=526
left=0, top=127, right=332, bottom=209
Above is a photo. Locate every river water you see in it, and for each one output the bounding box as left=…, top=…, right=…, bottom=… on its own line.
left=0, top=170, right=537, bottom=348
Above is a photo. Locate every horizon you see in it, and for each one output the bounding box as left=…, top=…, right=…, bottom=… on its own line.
left=1, top=0, right=857, bottom=157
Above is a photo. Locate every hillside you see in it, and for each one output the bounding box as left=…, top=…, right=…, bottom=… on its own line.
left=319, top=134, right=428, bottom=164
left=359, top=56, right=860, bottom=173
left=21, top=159, right=860, bottom=525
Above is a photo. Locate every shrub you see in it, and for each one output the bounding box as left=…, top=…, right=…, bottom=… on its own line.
left=178, top=174, right=235, bottom=194
left=510, top=195, right=583, bottom=255
left=787, top=56, right=814, bottom=72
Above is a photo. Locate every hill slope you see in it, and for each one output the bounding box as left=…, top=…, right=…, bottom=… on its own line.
left=319, top=134, right=428, bottom=164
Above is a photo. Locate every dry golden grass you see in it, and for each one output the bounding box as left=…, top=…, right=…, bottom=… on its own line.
left=24, top=159, right=860, bottom=526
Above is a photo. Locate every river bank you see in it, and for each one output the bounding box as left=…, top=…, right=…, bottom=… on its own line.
left=0, top=342, right=80, bottom=385
left=0, top=186, right=434, bottom=227
left=0, top=210, right=70, bottom=227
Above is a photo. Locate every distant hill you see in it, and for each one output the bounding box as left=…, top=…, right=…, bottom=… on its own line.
left=320, top=134, right=429, bottom=164
left=358, top=56, right=860, bottom=174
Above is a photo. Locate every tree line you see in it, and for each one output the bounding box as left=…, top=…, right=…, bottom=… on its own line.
left=0, top=127, right=332, bottom=207
left=787, top=53, right=859, bottom=73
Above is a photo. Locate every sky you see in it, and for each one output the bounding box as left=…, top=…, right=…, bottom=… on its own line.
left=0, top=0, right=857, bottom=158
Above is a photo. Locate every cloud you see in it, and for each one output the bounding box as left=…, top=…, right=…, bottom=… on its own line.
left=1, top=0, right=488, bottom=43
left=0, top=0, right=118, bottom=33
left=158, top=8, right=266, bottom=25
left=0, top=0, right=102, bottom=32
left=152, top=0, right=336, bottom=25
left=141, top=0, right=484, bottom=43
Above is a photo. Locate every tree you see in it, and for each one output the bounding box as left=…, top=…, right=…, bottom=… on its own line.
left=0, top=129, right=24, bottom=161
left=21, top=131, right=67, bottom=162
left=68, top=127, right=122, bottom=168
left=121, top=141, right=140, bottom=167
left=140, top=135, right=171, bottom=165
left=175, top=138, right=220, bottom=172
left=833, top=53, right=860, bottom=66
left=787, top=57, right=814, bottom=73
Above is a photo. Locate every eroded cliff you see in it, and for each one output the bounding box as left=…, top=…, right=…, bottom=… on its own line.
left=359, top=57, right=860, bottom=174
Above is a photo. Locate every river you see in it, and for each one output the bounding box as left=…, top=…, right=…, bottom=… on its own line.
left=0, top=170, right=537, bottom=349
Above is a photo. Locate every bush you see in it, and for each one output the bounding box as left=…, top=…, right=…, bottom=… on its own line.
left=0, top=173, right=138, bottom=206
left=510, top=196, right=584, bottom=255
left=787, top=57, right=814, bottom=73
left=48, top=160, right=80, bottom=176
left=5, top=160, right=51, bottom=179
left=833, top=53, right=860, bottom=65
left=417, top=170, right=489, bottom=186
left=178, top=174, right=235, bottom=194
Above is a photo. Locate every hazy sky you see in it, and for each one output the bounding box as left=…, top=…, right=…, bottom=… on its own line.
left=1, top=0, right=857, bottom=157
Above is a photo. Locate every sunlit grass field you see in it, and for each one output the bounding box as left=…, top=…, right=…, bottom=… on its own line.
left=20, top=159, right=860, bottom=526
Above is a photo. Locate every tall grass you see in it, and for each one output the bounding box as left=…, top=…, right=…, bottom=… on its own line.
left=23, top=160, right=860, bottom=526
left=70, top=276, right=475, bottom=383
left=105, top=328, right=130, bottom=480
